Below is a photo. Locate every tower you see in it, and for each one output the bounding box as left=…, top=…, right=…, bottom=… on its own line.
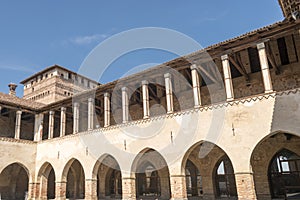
left=278, top=0, right=300, bottom=20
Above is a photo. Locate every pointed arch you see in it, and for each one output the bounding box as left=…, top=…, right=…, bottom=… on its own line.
left=37, top=162, right=56, bottom=199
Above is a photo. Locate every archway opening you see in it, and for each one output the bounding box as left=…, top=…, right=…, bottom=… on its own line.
left=37, top=162, right=55, bottom=199
left=0, top=163, right=29, bottom=200
left=269, top=149, right=300, bottom=199
left=182, top=141, right=237, bottom=199
left=251, top=132, right=300, bottom=199
left=65, top=159, right=85, bottom=199
left=133, top=149, right=171, bottom=199
left=94, top=155, right=122, bottom=199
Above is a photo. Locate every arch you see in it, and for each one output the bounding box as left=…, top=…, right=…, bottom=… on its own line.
left=181, top=141, right=237, bottom=199
left=0, top=162, right=30, bottom=200
left=37, top=162, right=56, bottom=199
left=93, top=154, right=122, bottom=199
left=131, top=148, right=171, bottom=199
left=62, top=158, right=85, bottom=199
left=250, top=132, right=300, bottom=199
left=268, top=149, right=300, bottom=199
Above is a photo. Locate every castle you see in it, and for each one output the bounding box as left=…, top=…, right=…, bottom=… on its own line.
left=0, top=1, right=300, bottom=200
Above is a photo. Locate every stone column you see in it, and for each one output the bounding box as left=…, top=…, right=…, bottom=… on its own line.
left=142, top=80, right=150, bottom=119
left=55, top=181, right=67, bottom=200
left=14, top=110, right=22, bottom=139
left=122, top=176, right=136, bottom=200
left=88, top=98, right=95, bottom=131
left=235, top=172, right=257, bottom=200
left=60, top=107, right=66, bottom=137
left=170, top=175, right=188, bottom=200
left=190, top=64, right=202, bottom=108
left=257, top=42, right=273, bottom=93
left=221, top=54, right=234, bottom=101
left=85, top=179, right=97, bottom=200
left=122, top=87, right=129, bottom=123
left=48, top=111, right=54, bottom=139
left=164, top=73, right=174, bottom=114
left=73, top=102, right=80, bottom=134
left=34, top=113, right=44, bottom=142
left=104, top=93, right=111, bottom=127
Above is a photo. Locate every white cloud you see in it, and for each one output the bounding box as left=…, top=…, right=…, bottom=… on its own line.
left=69, top=34, right=109, bottom=45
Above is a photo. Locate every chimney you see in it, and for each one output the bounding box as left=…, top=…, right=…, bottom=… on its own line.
left=8, top=83, right=17, bottom=96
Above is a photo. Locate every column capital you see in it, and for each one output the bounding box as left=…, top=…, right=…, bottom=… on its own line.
left=190, top=64, right=198, bottom=70
left=256, top=42, right=266, bottom=50
left=221, top=54, right=229, bottom=61
left=73, top=102, right=80, bottom=107
left=164, top=73, right=172, bottom=78
left=88, top=97, right=94, bottom=102
left=49, top=110, right=55, bottom=115
left=16, top=110, right=22, bottom=115
left=104, top=92, right=110, bottom=97
left=141, top=80, right=149, bottom=85
left=61, top=107, right=66, bottom=112
left=121, top=86, right=128, bottom=92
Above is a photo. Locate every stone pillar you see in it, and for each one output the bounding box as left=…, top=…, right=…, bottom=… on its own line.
left=27, top=182, right=40, bottom=199
left=60, top=107, right=66, bottom=137
left=164, top=73, right=174, bottom=114
left=235, top=172, right=257, bottom=200
left=14, top=110, right=22, bottom=139
left=73, top=102, right=80, bottom=134
left=85, top=179, right=97, bottom=200
left=170, top=175, right=188, bottom=200
left=257, top=42, right=273, bottom=93
left=122, top=87, right=129, bottom=123
left=48, top=111, right=54, bottom=139
left=221, top=54, right=234, bottom=101
left=104, top=93, right=111, bottom=127
left=190, top=64, right=202, bottom=108
left=55, top=181, right=67, bottom=200
left=142, top=80, right=150, bottom=119
left=122, top=176, right=136, bottom=200
left=34, top=113, right=44, bottom=142
left=88, top=98, right=95, bottom=131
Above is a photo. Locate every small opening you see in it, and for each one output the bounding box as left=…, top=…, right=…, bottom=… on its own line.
left=248, top=47, right=261, bottom=73
left=277, top=37, right=290, bottom=65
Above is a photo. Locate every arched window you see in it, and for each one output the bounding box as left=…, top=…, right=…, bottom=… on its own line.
left=185, top=160, right=202, bottom=197
left=269, top=149, right=300, bottom=199
left=214, top=156, right=237, bottom=198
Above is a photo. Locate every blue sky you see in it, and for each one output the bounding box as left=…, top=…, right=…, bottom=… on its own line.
left=0, top=1, right=283, bottom=96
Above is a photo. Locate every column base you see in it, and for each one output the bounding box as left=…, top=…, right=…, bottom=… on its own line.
left=235, top=172, right=257, bottom=200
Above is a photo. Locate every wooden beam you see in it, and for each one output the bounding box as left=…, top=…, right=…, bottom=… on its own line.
left=228, top=55, right=249, bottom=81
left=266, top=42, right=281, bottom=74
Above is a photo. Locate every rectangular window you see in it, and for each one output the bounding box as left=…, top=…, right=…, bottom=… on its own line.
left=277, top=37, right=290, bottom=65
left=248, top=47, right=261, bottom=73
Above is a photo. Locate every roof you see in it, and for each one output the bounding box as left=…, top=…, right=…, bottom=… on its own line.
left=20, top=64, right=100, bottom=85
left=0, top=92, right=44, bottom=111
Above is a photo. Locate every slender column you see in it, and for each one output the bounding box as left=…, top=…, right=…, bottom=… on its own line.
left=73, top=102, right=80, bottom=133
left=34, top=113, right=44, bottom=142
left=170, top=175, right=188, bottom=200
left=235, top=172, right=257, bottom=200
left=104, top=93, right=111, bottom=127
left=88, top=98, right=95, bottom=130
left=14, top=110, right=22, bottom=139
left=48, top=111, right=54, bottom=139
left=122, top=176, right=136, bottom=200
left=85, top=179, right=97, bottom=200
left=122, top=87, right=129, bottom=123
left=190, top=64, right=202, bottom=108
left=257, top=42, right=273, bottom=93
left=60, top=107, right=66, bottom=137
left=221, top=54, right=234, bottom=101
left=164, top=73, right=174, bottom=114
left=142, top=80, right=150, bottom=119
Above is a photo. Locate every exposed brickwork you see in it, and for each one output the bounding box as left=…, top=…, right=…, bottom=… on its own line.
left=235, top=173, right=257, bottom=200
left=85, top=179, right=97, bottom=200
left=55, top=181, right=67, bottom=200
left=170, top=175, right=188, bottom=200
left=122, top=177, right=136, bottom=200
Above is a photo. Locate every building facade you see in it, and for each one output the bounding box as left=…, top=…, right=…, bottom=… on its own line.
left=0, top=1, right=300, bottom=200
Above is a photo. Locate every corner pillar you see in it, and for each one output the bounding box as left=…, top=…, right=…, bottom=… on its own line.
left=170, top=175, right=188, bottom=200
left=55, top=181, right=67, bottom=200
left=34, top=113, right=44, bottom=142
left=122, top=176, right=136, bottom=200
left=85, top=179, right=97, bottom=200
left=235, top=172, right=257, bottom=200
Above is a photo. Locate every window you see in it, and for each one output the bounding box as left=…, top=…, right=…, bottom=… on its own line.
left=248, top=47, right=261, bottom=73
left=68, top=73, right=72, bottom=79
left=214, top=156, right=237, bottom=198
left=277, top=37, right=290, bottom=65
left=269, top=149, right=300, bottom=198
